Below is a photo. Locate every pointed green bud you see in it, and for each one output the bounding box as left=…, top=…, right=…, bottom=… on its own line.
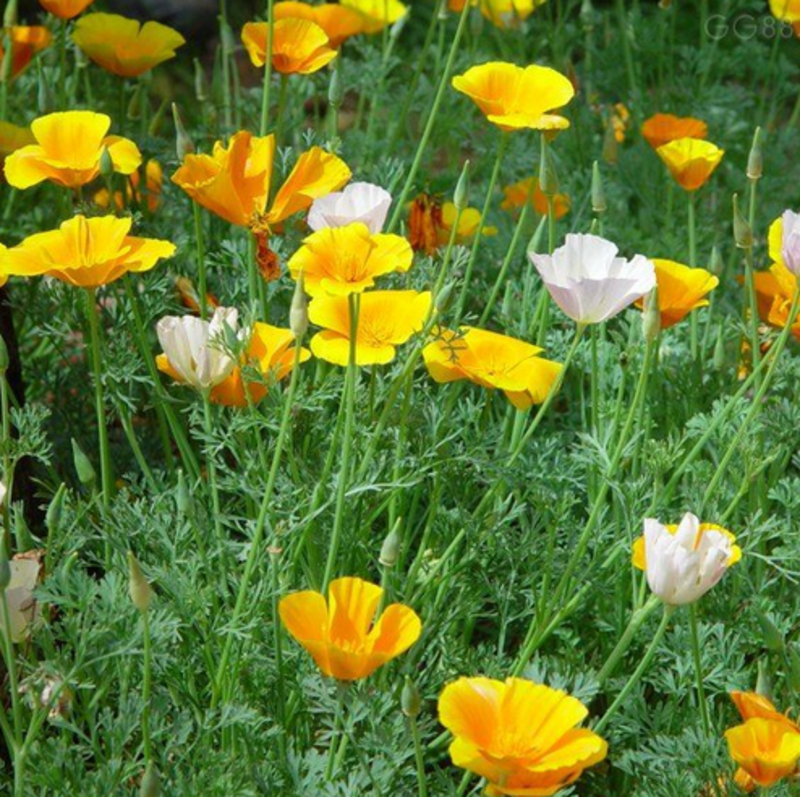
left=99, top=147, right=114, bottom=180
left=708, top=245, right=724, bottom=276
left=128, top=552, right=154, bottom=613
left=732, top=194, right=753, bottom=250
left=3, top=0, right=17, bottom=29
left=140, top=762, right=161, bottom=797
left=194, top=57, right=208, bottom=103
left=591, top=161, right=607, bottom=215
left=176, top=470, right=194, bottom=520
left=379, top=520, right=401, bottom=568
left=0, top=335, right=9, bottom=374
left=435, top=282, right=455, bottom=315
left=401, top=676, right=421, bottom=718
left=290, top=272, right=309, bottom=341
left=172, top=103, right=195, bottom=161
left=71, top=438, right=96, bottom=487
left=756, top=659, right=773, bottom=700
left=453, top=160, right=470, bottom=212
left=46, top=483, right=67, bottom=536
left=539, top=135, right=559, bottom=196
left=747, top=127, right=763, bottom=182
left=641, top=287, right=660, bottom=343
left=13, top=511, right=34, bottom=553
left=713, top=326, right=725, bottom=371
left=580, top=0, right=594, bottom=29
left=756, top=610, right=784, bottom=654
left=526, top=218, right=546, bottom=256
left=0, top=542, right=10, bottom=592
left=328, top=63, right=343, bottom=110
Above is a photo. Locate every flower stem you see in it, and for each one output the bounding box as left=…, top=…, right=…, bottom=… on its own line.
left=202, top=393, right=228, bottom=591
left=596, top=595, right=660, bottom=685
left=141, top=608, right=153, bottom=764
left=409, top=714, right=429, bottom=797
left=689, top=604, right=712, bottom=736
left=193, top=202, right=208, bottom=320
left=595, top=604, right=675, bottom=734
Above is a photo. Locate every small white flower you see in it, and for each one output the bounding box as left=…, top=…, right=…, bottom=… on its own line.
left=156, top=307, right=241, bottom=391
left=529, top=233, right=656, bottom=324
left=780, top=209, right=800, bottom=277
left=643, top=513, right=738, bottom=605
left=307, top=182, right=392, bottom=234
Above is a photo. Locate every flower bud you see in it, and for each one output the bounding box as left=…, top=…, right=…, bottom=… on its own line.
left=140, top=762, right=161, bottom=797
left=128, top=551, right=154, bottom=613
left=390, top=12, right=408, bottom=42
left=193, top=57, right=208, bottom=103
left=46, top=483, right=67, bottom=536
left=176, top=469, right=194, bottom=519
left=580, top=0, right=594, bottom=30
left=713, top=327, right=725, bottom=371
left=401, top=676, right=421, bottom=718
left=732, top=194, right=752, bottom=249
left=708, top=245, right=724, bottom=277
left=435, top=282, right=455, bottom=315
left=0, top=335, right=8, bottom=374
left=71, top=438, right=96, bottom=487
left=99, top=147, right=114, bottom=180
left=379, top=521, right=401, bottom=568
left=453, top=160, right=470, bottom=212
left=591, top=161, right=607, bottom=215
left=747, top=127, right=763, bottom=182
left=290, top=272, right=309, bottom=341
left=3, top=0, right=17, bottom=29
left=328, top=64, right=343, bottom=111
left=539, top=135, right=559, bottom=196
left=0, top=543, right=10, bottom=592
left=641, top=287, right=660, bottom=343
left=172, top=103, right=195, bottom=161
left=756, top=659, right=773, bottom=701
left=13, top=512, right=34, bottom=553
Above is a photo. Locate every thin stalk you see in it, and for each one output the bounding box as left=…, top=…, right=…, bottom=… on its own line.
left=219, top=0, right=233, bottom=130
left=141, top=609, right=153, bottom=764
left=689, top=604, right=712, bottom=736
left=409, top=714, right=429, bottom=797
left=193, top=203, right=208, bottom=320
left=202, top=394, right=228, bottom=590
left=58, top=19, right=68, bottom=110
left=688, top=193, right=699, bottom=360
left=596, top=595, right=660, bottom=685
left=259, top=0, right=276, bottom=136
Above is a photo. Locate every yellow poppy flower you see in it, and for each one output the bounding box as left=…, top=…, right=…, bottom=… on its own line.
left=641, top=113, right=708, bottom=150
left=438, top=676, right=607, bottom=796
left=633, top=258, right=718, bottom=329
left=157, top=322, right=310, bottom=408
left=309, top=290, right=431, bottom=366
left=500, top=176, right=570, bottom=218
left=439, top=202, right=497, bottom=246
left=4, top=110, right=141, bottom=190
left=279, top=576, right=422, bottom=680
left=273, top=2, right=365, bottom=48
left=0, top=25, right=52, bottom=79
left=770, top=0, right=800, bottom=21
left=726, top=719, right=800, bottom=789
left=448, top=0, right=545, bottom=28
left=242, top=18, right=337, bottom=75
left=172, top=131, right=350, bottom=229
left=72, top=13, right=185, bottom=77
left=38, top=0, right=95, bottom=19
left=340, top=0, right=408, bottom=34
left=656, top=137, right=724, bottom=192
left=452, top=61, right=574, bottom=132
left=423, top=327, right=562, bottom=410
left=0, top=215, right=175, bottom=288
left=288, top=222, right=412, bottom=297
left=95, top=158, right=163, bottom=213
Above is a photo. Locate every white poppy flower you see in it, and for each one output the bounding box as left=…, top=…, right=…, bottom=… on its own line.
left=529, top=233, right=656, bottom=325
left=307, top=182, right=392, bottom=234
left=640, top=513, right=741, bottom=605
left=780, top=209, right=800, bottom=277
left=156, top=307, right=240, bottom=391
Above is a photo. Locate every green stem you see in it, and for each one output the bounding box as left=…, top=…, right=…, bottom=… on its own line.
left=409, top=715, right=429, bottom=797
left=596, top=595, right=660, bottom=685
left=193, top=203, right=208, bottom=320
left=58, top=19, right=68, bottom=110
left=688, top=193, right=698, bottom=360
left=595, top=604, right=675, bottom=734
left=219, top=0, right=233, bottom=130
left=202, top=393, right=228, bottom=590
left=1, top=590, right=22, bottom=751
left=141, top=609, right=153, bottom=763
left=689, top=604, right=711, bottom=736
left=259, top=0, right=276, bottom=136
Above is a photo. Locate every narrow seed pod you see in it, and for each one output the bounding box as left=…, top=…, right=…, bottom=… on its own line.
left=708, top=245, right=724, bottom=276
left=71, top=438, right=96, bottom=487
left=713, top=327, right=726, bottom=370
left=747, top=127, right=763, bottom=182
left=379, top=520, right=402, bottom=568
left=591, top=161, right=607, bottom=215
left=756, top=659, right=773, bottom=700
left=3, top=0, right=17, bottom=29
left=46, top=483, right=67, bottom=536
left=128, top=552, right=154, bottom=613
left=172, top=103, right=195, bottom=161
left=193, top=58, right=208, bottom=103
left=0, top=543, right=10, bottom=592
left=328, top=64, right=343, bottom=111
left=176, top=470, right=194, bottom=520
left=539, top=135, right=559, bottom=196
left=732, top=194, right=752, bottom=250
left=140, top=762, right=161, bottom=797
left=641, top=287, right=660, bottom=343
left=401, top=676, right=421, bottom=718
left=290, top=272, right=309, bottom=341
left=453, top=160, right=470, bottom=212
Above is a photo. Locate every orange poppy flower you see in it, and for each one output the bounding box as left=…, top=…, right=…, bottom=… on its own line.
left=287, top=222, right=412, bottom=297
left=438, top=676, right=607, bottom=796
left=38, top=0, right=95, bottom=19
left=641, top=113, right=708, bottom=150
left=726, top=719, right=800, bottom=789
left=633, top=258, right=718, bottom=329
left=309, top=290, right=431, bottom=366
left=500, top=176, right=570, bottom=218
left=770, top=0, right=800, bottom=21
left=452, top=61, right=575, bottom=132
left=4, top=110, right=141, bottom=190
left=0, top=26, right=51, bottom=79
left=273, top=2, right=365, bottom=47
left=423, top=327, right=562, bottom=410
left=172, top=131, right=350, bottom=230
left=0, top=215, right=175, bottom=288
left=242, top=18, right=337, bottom=75
left=95, top=158, right=163, bottom=213
left=656, top=137, right=724, bottom=192
left=72, top=13, right=186, bottom=77
left=731, top=692, right=800, bottom=730
left=279, top=576, right=422, bottom=680
left=340, top=0, right=408, bottom=34
left=157, top=322, right=310, bottom=407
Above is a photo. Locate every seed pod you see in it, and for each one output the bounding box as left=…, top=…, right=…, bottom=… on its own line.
left=290, top=272, right=309, bottom=341
left=591, top=161, right=607, bottom=215
left=140, top=762, right=161, bottom=797
left=99, top=147, right=114, bottom=180
left=128, top=552, right=154, bottom=613
left=379, top=521, right=401, bottom=568
left=641, top=287, right=660, bottom=343
left=712, top=327, right=725, bottom=371
left=176, top=470, right=194, bottom=520
left=453, top=160, right=470, bottom=212
left=328, top=64, right=343, bottom=110
left=171, top=103, right=195, bottom=161
left=193, top=58, right=208, bottom=103
left=71, top=438, right=96, bottom=487
left=732, top=194, right=753, bottom=250
left=539, top=135, right=559, bottom=196
left=747, top=127, right=763, bottom=182
left=401, top=676, right=421, bottom=718
left=46, top=484, right=67, bottom=536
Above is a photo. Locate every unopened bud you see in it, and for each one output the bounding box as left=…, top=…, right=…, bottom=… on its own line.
left=379, top=521, right=401, bottom=568
left=756, top=659, right=773, bottom=701
left=3, top=0, right=17, bottom=29
left=401, top=676, right=421, bottom=718
left=435, top=282, right=455, bottom=315
left=747, top=127, right=763, bottom=182
left=390, top=12, right=408, bottom=41
left=328, top=64, right=343, bottom=110
left=140, top=762, right=161, bottom=797
left=539, top=135, right=559, bottom=196
left=642, top=287, right=660, bottom=342
left=290, top=272, right=309, bottom=340
left=0, top=335, right=8, bottom=373
left=713, top=327, right=725, bottom=370
left=591, top=161, right=607, bottom=215
left=46, top=483, right=67, bottom=535
left=176, top=470, right=194, bottom=519
left=128, top=552, right=154, bottom=613
left=13, top=512, right=34, bottom=553
left=99, top=147, right=114, bottom=179
left=453, top=160, right=470, bottom=212
left=172, top=103, right=195, bottom=161
left=194, top=58, right=208, bottom=103
left=148, top=98, right=168, bottom=138
left=708, top=245, right=724, bottom=277
left=580, top=0, right=594, bottom=29
left=71, top=438, right=96, bottom=487
left=732, top=194, right=753, bottom=249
